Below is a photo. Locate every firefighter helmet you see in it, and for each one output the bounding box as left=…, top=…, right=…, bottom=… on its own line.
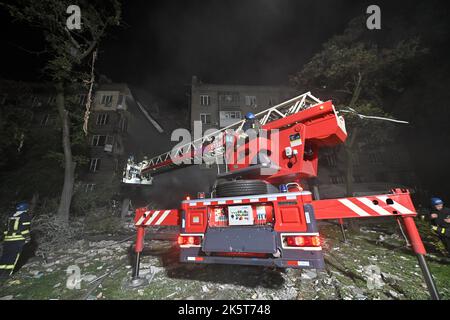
left=431, top=197, right=443, bottom=206
left=245, top=112, right=256, bottom=120
left=15, top=202, right=29, bottom=211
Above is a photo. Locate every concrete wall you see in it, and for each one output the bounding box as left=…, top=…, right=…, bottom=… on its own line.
left=190, top=76, right=297, bottom=131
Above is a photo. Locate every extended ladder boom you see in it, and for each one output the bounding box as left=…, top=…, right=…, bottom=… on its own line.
left=122, top=92, right=345, bottom=185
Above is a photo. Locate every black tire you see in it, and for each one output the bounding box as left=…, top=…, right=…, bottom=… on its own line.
left=216, top=179, right=268, bottom=197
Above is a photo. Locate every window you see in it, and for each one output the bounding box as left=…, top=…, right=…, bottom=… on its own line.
left=96, top=113, right=109, bottom=125
left=200, top=113, right=211, bottom=124
left=353, top=153, right=360, bottom=167
left=119, top=117, right=128, bottom=132
left=31, top=96, right=40, bottom=107
left=105, top=135, right=114, bottom=145
left=368, top=152, right=383, bottom=164
left=245, top=96, right=257, bottom=106
left=78, top=94, right=87, bottom=106
left=101, top=94, right=113, bottom=105
left=91, top=135, right=107, bottom=146
left=200, top=95, right=210, bottom=106
left=89, top=158, right=101, bottom=172
left=324, top=152, right=337, bottom=167
left=40, top=114, right=55, bottom=126
left=353, top=174, right=363, bottom=183
left=375, top=171, right=388, bottom=182
left=223, top=111, right=241, bottom=119
left=47, top=95, right=56, bottom=105
left=330, top=175, right=345, bottom=184
left=0, top=94, right=7, bottom=105
left=219, top=92, right=240, bottom=106
left=117, top=94, right=125, bottom=109
left=84, top=183, right=95, bottom=192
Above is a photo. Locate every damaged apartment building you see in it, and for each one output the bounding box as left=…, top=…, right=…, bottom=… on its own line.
left=189, top=76, right=419, bottom=198
left=0, top=80, right=162, bottom=207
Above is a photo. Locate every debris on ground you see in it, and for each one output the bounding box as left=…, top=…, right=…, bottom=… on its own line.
left=0, top=223, right=448, bottom=300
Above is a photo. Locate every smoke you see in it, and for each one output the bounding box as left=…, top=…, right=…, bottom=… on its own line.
left=97, top=0, right=364, bottom=106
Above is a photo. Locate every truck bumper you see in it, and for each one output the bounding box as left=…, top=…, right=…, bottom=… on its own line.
left=179, top=247, right=325, bottom=269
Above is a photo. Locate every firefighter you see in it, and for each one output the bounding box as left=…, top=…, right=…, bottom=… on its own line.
left=419, top=197, right=443, bottom=223
left=428, top=198, right=450, bottom=254
left=242, top=112, right=261, bottom=132
left=0, top=201, right=32, bottom=280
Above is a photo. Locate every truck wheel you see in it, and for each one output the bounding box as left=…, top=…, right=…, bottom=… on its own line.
left=215, top=180, right=269, bottom=197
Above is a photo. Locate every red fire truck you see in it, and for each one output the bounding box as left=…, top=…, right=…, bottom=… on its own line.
left=124, top=92, right=439, bottom=299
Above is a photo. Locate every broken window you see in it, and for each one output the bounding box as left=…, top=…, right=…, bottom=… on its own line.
left=330, top=175, right=345, bottom=184
left=47, top=95, right=56, bottom=105
left=96, top=113, right=109, bottom=125
left=119, top=117, right=128, bottom=132
left=200, top=113, right=211, bottom=124
left=375, top=171, right=388, bottom=181
left=78, top=94, right=87, bottom=106
left=353, top=153, right=360, bottom=166
left=200, top=95, right=210, bottom=106
left=245, top=96, right=257, bottom=106
left=324, top=152, right=337, bottom=167
left=91, top=135, right=107, bottom=146
left=89, top=158, right=101, bottom=172
left=31, top=96, right=41, bottom=107
left=368, top=152, right=383, bottom=164
left=101, top=94, right=113, bottom=105
left=117, top=94, right=125, bottom=109
left=219, top=92, right=240, bottom=106
left=84, top=183, right=95, bottom=192
left=40, top=114, right=55, bottom=127
left=0, top=94, right=7, bottom=105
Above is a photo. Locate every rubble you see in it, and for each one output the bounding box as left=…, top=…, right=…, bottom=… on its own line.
left=0, top=223, right=447, bottom=300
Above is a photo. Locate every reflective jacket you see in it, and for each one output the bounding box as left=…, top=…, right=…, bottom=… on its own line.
left=3, top=210, right=31, bottom=242
left=432, top=207, right=450, bottom=238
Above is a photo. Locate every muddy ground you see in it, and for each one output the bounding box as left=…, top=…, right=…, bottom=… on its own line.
left=0, top=221, right=449, bottom=300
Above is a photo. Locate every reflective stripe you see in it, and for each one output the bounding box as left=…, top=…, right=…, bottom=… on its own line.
left=338, top=199, right=371, bottom=217
left=441, top=228, right=446, bottom=234
left=4, top=236, right=25, bottom=241
left=13, top=218, right=20, bottom=231
left=144, top=211, right=160, bottom=225
left=22, top=222, right=31, bottom=225
left=376, top=196, right=414, bottom=214
left=21, top=230, right=30, bottom=235
left=357, top=197, right=392, bottom=216
left=155, top=210, right=171, bottom=225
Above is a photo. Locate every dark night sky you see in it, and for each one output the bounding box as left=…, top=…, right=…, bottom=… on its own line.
left=0, top=0, right=427, bottom=103
left=0, top=0, right=374, bottom=100
left=1, top=1, right=450, bottom=201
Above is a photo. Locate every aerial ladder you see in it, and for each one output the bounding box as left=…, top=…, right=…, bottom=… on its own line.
left=123, top=92, right=440, bottom=299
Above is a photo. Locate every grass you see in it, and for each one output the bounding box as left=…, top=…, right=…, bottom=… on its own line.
left=0, top=222, right=448, bottom=300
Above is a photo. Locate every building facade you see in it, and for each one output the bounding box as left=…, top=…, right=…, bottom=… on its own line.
left=189, top=76, right=297, bottom=131
left=316, top=142, right=419, bottom=199
left=83, top=83, right=132, bottom=193
left=0, top=80, right=142, bottom=197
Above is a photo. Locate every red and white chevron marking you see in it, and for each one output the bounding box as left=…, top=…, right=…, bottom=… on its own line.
left=135, top=209, right=179, bottom=226
left=313, top=194, right=416, bottom=220
left=182, top=192, right=307, bottom=207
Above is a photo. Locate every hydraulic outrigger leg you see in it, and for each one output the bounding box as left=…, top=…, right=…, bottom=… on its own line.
left=131, top=227, right=145, bottom=285
left=401, top=216, right=440, bottom=300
